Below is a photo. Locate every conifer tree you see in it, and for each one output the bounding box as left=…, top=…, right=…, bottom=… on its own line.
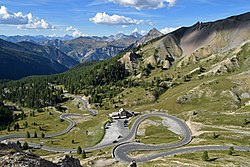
left=202, top=151, right=209, bottom=161
left=77, top=146, right=82, bottom=154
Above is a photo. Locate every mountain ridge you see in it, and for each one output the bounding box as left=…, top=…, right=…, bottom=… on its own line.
left=127, top=11, right=250, bottom=72
left=0, top=13, right=250, bottom=166
left=0, top=39, right=68, bottom=80
left=18, top=41, right=78, bottom=68
left=44, top=32, right=142, bottom=63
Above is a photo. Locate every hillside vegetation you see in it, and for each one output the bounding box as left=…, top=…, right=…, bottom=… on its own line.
left=0, top=12, right=250, bottom=166
left=1, top=12, right=250, bottom=111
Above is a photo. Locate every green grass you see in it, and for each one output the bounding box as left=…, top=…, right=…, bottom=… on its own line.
left=29, top=148, right=54, bottom=156
left=190, top=111, right=250, bottom=126
left=200, top=127, right=229, bottom=131
left=23, top=109, right=110, bottom=149
left=128, top=115, right=141, bottom=129
left=237, top=105, right=250, bottom=112
left=133, top=150, right=250, bottom=167
left=128, top=79, right=204, bottom=114
left=62, top=97, right=90, bottom=114
left=136, top=118, right=181, bottom=145
left=0, top=107, right=69, bottom=136
left=0, top=97, right=112, bottom=150
left=191, top=131, right=250, bottom=146
left=106, top=87, right=155, bottom=109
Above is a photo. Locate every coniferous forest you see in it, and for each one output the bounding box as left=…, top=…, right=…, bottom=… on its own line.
left=0, top=52, right=130, bottom=109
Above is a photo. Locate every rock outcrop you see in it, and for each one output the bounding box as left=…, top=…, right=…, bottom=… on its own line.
left=120, top=51, right=141, bottom=73
left=0, top=141, right=82, bottom=167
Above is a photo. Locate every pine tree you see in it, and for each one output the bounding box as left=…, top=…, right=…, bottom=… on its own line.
left=213, top=132, right=216, bottom=139
left=26, top=131, right=30, bottom=138
left=77, top=146, right=82, bottom=154
left=14, top=123, right=20, bottom=131
left=21, top=111, right=25, bottom=120
left=16, top=140, right=22, bottom=149
left=22, top=142, right=29, bottom=150
left=202, top=151, right=209, bottom=161
left=82, top=150, right=86, bottom=158
left=41, top=132, right=45, bottom=138
left=228, top=147, right=234, bottom=155
left=25, top=121, right=28, bottom=128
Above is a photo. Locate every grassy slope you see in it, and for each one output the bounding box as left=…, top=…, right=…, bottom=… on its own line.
left=136, top=117, right=181, bottom=145
left=1, top=38, right=249, bottom=166
left=106, top=42, right=250, bottom=166
left=0, top=107, right=69, bottom=136
left=139, top=150, right=250, bottom=167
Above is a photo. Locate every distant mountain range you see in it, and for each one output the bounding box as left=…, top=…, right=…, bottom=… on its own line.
left=0, top=31, right=146, bottom=79
left=0, top=32, right=144, bottom=63
left=0, top=28, right=175, bottom=79
left=42, top=33, right=143, bottom=63
left=0, top=35, right=74, bottom=44
left=0, top=39, right=68, bottom=80
left=17, top=41, right=77, bottom=68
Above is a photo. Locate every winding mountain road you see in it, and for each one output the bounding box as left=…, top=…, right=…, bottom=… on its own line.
left=0, top=97, right=90, bottom=144
left=0, top=113, right=78, bottom=141
left=1, top=98, right=249, bottom=163
left=114, top=145, right=250, bottom=162
left=112, top=114, right=250, bottom=162
left=76, top=96, right=98, bottom=116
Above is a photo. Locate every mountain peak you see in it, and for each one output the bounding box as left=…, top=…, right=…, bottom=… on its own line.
left=135, top=28, right=164, bottom=47
left=131, top=32, right=142, bottom=38
left=115, top=33, right=127, bottom=40
left=148, top=28, right=163, bottom=36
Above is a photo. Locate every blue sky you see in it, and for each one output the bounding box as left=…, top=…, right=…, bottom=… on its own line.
left=0, top=0, right=249, bottom=37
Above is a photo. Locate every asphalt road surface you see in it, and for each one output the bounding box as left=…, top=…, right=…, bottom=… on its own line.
left=1, top=101, right=249, bottom=163
left=76, top=96, right=98, bottom=116
left=0, top=97, right=93, bottom=146
left=114, top=145, right=250, bottom=162
left=112, top=113, right=250, bottom=162
left=0, top=113, right=79, bottom=141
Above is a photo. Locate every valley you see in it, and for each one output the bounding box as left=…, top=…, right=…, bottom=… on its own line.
left=0, top=10, right=250, bottom=167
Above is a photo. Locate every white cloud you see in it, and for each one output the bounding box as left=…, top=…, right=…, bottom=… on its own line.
left=66, top=26, right=86, bottom=37
left=160, top=26, right=180, bottom=34
left=167, top=0, right=176, bottom=7
left=0, top=6, right=54, bottom=29
left=90, top=12, right=150, bottom=26
left=0, top=6, right=28, bottom=25
left=107, top=0, right=176, bottom=10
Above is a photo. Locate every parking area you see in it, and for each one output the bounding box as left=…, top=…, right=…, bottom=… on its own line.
left=95, top=119, right=130, bottom=146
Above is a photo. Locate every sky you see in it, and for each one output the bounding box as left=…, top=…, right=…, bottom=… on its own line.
left=0, top=0, right=249, bottom=37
